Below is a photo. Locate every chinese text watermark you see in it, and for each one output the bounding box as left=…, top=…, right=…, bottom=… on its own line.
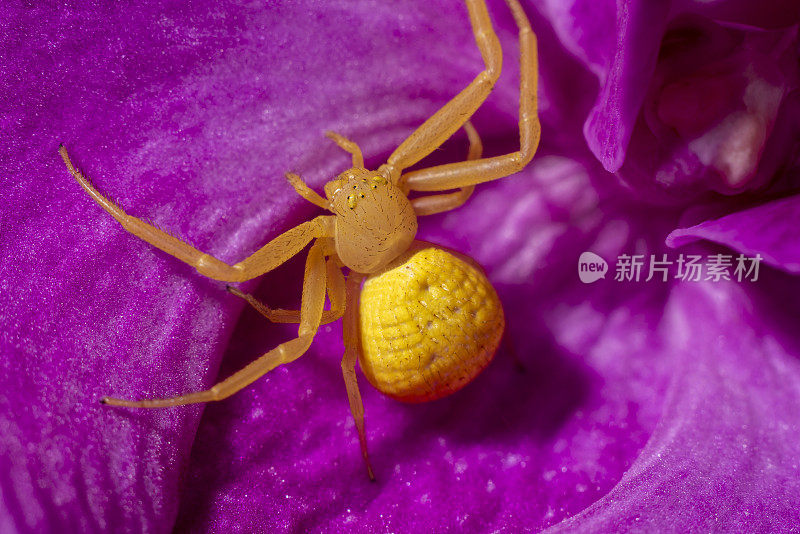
left=579, top=252, right=762, bottom=284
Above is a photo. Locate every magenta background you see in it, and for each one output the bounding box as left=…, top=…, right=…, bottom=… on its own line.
left=2, top=0, right=800, bottom=532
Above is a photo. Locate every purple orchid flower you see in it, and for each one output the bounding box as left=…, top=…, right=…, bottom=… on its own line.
left=2, top=0, right=799, bottom=532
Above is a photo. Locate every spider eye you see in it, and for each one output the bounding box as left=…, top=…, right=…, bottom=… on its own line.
left=347, top=195, right=357, bottom=209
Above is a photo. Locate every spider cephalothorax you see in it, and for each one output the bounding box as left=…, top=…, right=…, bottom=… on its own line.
left=60, top=0, right=539, bottom=480
left=327, top=167, right=417, bottom=274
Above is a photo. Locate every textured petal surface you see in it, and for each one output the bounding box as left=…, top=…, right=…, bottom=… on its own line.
left=547, top=275, right=800, bottom=532
left=3, top=1, right=800, bottom=533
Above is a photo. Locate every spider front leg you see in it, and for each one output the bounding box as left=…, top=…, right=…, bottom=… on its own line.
left=326, top=131, right=364, bottom=168
left=283, top=131, right=365, bottom=210
left=102, top=239, right=329, bottom=408
left=410, top=121, right=481, bottom=216
left=340, top=271, right=374, bottom=480
left=286, top=172, right=331, bottom=211
left=403, top=0, right=540, bottom=193
left=379, top=0, right=502, bottom=182
left=60, top=145, right=334, bottom=283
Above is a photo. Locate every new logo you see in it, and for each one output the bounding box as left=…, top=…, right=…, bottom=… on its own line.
left=578, top=252, right=608, bottom=283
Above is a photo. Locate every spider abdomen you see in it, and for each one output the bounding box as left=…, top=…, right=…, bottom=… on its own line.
left=358, top=247, right=504, bottom=403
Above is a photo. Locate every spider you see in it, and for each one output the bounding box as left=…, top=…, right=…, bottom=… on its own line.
left=59, top=0, right=539, bottom=480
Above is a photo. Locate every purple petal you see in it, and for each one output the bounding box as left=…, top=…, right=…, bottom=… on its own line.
left=4, top=0, right=800, bottom=532
left=581, top=1, right=671, bottom=172
left=667, top=194, right=800, bottom=274
left=547, top=276, right=800, bottom=531
left=619, top=19, right=800, bottom=200
left=544, top=0, right=800, bottom=196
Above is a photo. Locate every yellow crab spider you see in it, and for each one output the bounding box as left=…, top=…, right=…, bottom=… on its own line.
left=59, top=0, right=539, bottom=480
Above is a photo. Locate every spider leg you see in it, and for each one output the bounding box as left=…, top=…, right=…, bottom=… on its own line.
left=326, top=131, right=364, bottom=168
left=60, top=145, right=334, bottom=283
left=410, top=121, right=481, bottom=216
left=102, top=239, right=328, bottom=407
left=340, top=271, right=374, bottom=480
left=402, top=0, right=540, bottom=192
left=379, top=0, right=502, bottom=182
left=286, top=172, right=331, bottom=211
left=227, top=252, right=346, bottom=325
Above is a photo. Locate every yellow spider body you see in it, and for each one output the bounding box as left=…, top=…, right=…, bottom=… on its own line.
left=359, top=247, right=504, bottom=402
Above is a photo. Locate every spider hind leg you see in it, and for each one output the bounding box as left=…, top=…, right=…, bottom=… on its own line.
left=101, top=239, right=329, bottom=408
